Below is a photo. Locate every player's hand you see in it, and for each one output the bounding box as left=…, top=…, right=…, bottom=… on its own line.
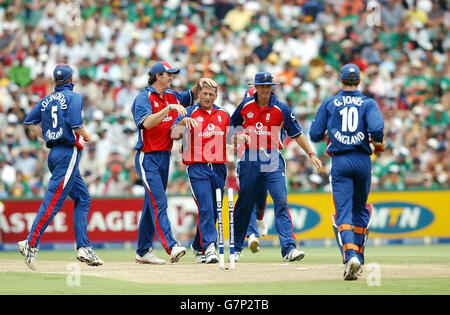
left=237, top=134, right=251, bottom=144
left=371, top=139, right=385, bottom=155
left=169, top=104, right=187, bottom=116
left=83, top=133, right=91, bottom=143
left=310, top=153, right=323, bottom=172
left=182, top=117, right=198, bottom=130
left=199, top=78, right=217, bottom=89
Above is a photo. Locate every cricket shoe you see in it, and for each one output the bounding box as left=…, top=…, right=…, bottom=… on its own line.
left=205, top=243, right=218, bottom=264
left=17, top=239, right=38, bottom=271
left=170, top=243, right=187, bottom=263
left=257, top=219, right=268, bottom=236
left=77, top=247, right=104, bottom=266
left=282, top=248, right=305, bottom=262
left=357, top=265, right=364, bottom=277
left=135, top=248, right=165, bottom=265
left=343, top=256, right=361, bottom=280
left=229, top=251, right=241, bottom=262
left=247, top=233, right=260, bottom=253
left=191, top=245, right=206, bottom=263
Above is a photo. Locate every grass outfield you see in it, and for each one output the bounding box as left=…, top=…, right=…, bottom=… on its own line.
left=0, top=244, right=449, bottom=295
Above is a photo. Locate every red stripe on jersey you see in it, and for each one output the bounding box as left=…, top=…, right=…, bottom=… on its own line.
left=29, top=178, right=65, bottom=247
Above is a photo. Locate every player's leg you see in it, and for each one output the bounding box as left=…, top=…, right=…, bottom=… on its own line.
left=330, top=154, right=361, bottom=280
left=351, top=155, right=372, bottom=266
left=233, top=160, right=260, bottom=255
left=187, top=164, right=217, bottom=261
left=264, top=156, right=299, bottom=260
left=19, top=147, right=79, bottom=270
left=69, top=170, right=104, bottom=266
left=154, top=151, right=186, bottom=262
left=246, top=207, right=259, bottom=238
left=254, top=185, right=268, bottom=236
left=69, top=169, right=91, bottom=249
left=135, top=152, right=156, bottom=257
left=330, top=160, right=356, bottom=264
left=27, top=147, right=80, bottom=248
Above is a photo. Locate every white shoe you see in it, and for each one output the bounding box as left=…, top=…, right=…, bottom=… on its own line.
left=357, top=265, right=364, bottom=277
left=191, top=245, right=205, bottom=264
left=344, top=257, right=361, bottom=280
left=170, top=243, right=186, bottom=263
left=257, top=219, right=268, bottom=236
left=135, top=248, right=165, bottom=265
left=229, top=251, right=241, bottom=262
left=247, top=234, right=260, bottom=253
left=17, top=240, right=38, bottom=271
left=282, top=248, right=305, bottom=262
left=77, top=247, right=104, bottom=266
left=205, top=243, right=218, bottom=264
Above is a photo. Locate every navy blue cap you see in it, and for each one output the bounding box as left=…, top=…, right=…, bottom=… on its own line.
left=149, top=61, right=180, bottom=75
left=339, top=64, right=361, bottom=81
left=249, top=72, right=280, bottom=85
left=53, top=64, right=74, bottom=82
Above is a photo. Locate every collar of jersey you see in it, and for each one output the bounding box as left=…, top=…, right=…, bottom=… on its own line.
left=54, top=82, right=74, bottom=91
left=338, top=89, right=361, bottom=95
left=146, top=86, right=171, bottom=95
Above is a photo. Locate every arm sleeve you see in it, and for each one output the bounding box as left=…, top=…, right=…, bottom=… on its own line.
left=171, top=89, right=194, bottom=108
left=132, top=92, right=152, bottom=129
left=365, top=98, right=384, bottom=143
left=309, top=101, right=328, bottom=142
left=282, top=103, right=303, bottom=138
left=24, top=102, right=42, bottom=126
left=230, top=101, right=244, bottom=127
left=66, top=94, right=84, bottom=130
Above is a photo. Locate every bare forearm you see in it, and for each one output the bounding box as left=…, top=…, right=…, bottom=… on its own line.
left=142, top=106, right=171, bottom=129
left=27, top=124, right=44, bottom=141
left=294, top=133, right=315, bottom=155
left=75, top=126, right=91, bottom=142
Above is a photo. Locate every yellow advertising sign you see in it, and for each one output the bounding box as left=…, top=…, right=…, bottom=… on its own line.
left=221, top=190, right=450, bottom=240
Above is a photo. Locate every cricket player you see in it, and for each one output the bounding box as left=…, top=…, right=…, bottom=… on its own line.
left=242, top=87, right=269, bottom=254
left=230, top=72, right=322, bottom=262
left=132, top=61, right=216, bottom=264
left=171, top=83, right=250, bottom=263
left=18, top=64, right=103, bottom=271
left=309, top=64, right=384, bottom=280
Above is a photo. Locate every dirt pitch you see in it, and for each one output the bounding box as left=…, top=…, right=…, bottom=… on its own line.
left=1, top=259, right=449, bottom=284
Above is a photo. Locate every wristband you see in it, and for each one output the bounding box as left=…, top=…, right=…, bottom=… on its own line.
left=168, top=105, right=172, bottom=111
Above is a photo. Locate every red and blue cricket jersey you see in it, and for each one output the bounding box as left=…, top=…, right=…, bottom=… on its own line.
left=231, top=93, right=302, bottom=150
left=132, top=86, right=194, bottom=152
left=174, top=103, right=231, bottom=165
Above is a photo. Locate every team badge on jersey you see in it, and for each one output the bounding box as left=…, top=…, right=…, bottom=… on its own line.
left=218, top=115, right=222, bottom=123
left=197, top=116, right=204, bottom=122
left=266, top=113, right=270, bottom=121
left=247, top=112, right=254, bottom=118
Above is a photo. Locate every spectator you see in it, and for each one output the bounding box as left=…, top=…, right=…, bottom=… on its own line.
left=0, top=1, right=447, bottom=197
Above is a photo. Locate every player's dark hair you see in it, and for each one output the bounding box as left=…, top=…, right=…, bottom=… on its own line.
left=55, top=78, right=72, bottom=86
left=148, top=74, right=158, bottom=85
left=341, top=79, right=360, bottom=86
left=341, top=72, right=360, bottom=86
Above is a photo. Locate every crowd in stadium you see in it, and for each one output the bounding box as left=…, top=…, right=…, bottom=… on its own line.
left=0, top=0, right=448, bottom=199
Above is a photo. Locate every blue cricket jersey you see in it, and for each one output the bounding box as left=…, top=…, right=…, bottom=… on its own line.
left=309, top=90, right=384, bottom=155
left=24, top=83, right=84, bottom=149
